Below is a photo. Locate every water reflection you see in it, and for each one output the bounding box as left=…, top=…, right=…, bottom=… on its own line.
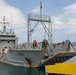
left=24, top=68, right=45, bottom=75
left=0, top=63, right=45, bottom=75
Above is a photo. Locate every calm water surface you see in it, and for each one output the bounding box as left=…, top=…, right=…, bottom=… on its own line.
left=0, top=63, right=45, bottom=75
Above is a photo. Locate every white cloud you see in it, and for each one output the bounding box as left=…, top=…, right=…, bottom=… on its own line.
left=52, top=3, right=76, bottom=34
left=64, top=3, right=76, bottom=14
left=31, top=6, right=40, bottom=14
left=52, top=17, right=65, bottom=30
left=0, top=0, right=26, bottom=43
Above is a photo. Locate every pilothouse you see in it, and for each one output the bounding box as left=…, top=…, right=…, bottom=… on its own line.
left=0, top=16, right=18, bottom=50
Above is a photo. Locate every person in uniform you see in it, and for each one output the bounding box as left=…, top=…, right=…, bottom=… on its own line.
left=33, top=40, right=37, bottom=48
left=42, top=39, right=48, bottom=49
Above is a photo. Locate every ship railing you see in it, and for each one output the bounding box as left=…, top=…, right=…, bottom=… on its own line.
left=28, top=14, right=51, bottom=22
left=52, top=44, right=64, bottom=50
left=15, top=44, right=27, bottom=49
left=14, top=43, right=45, bottom=50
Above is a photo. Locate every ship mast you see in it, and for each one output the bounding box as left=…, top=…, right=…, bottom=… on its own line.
left=9, top=15, right=14, bottom=33
left=0, top=16, right=9, bottom=33
left=27, top=2, right=53, bottom=51
left=40, top=1, right=42, bottom=19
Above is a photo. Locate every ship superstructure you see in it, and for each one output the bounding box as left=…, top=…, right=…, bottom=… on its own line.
left=0, top=16, right=18, bottom=51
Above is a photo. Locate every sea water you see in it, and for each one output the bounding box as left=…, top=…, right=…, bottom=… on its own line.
left=0, top=63, right=45, bottom=75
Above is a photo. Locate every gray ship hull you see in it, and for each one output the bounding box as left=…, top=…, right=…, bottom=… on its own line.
left=0, top=50, right=76, bottom=67
left=0, top=49, right=49, bottom=67
left=0, top=40, right=76, bottom=67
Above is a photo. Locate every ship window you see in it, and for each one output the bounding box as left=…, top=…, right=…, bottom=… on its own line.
left=8, top=41, right=10, bottom=43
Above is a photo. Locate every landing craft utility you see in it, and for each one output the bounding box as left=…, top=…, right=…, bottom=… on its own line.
left=0, top=2, right=76, bottom=67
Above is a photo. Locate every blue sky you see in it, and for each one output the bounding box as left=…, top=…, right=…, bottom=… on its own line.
left=0, top=0, right=76, bottom=43
left=5, top=0, right=76, bottom=15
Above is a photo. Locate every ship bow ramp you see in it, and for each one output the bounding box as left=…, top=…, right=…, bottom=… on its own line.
left=39, top=40, right=76, bottom=67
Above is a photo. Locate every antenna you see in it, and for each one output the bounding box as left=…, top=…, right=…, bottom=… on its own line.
left=40, top=1, right=42, bottom=18
left=10, top=14, right=12, bottom=33
left=0, top=16, right=9, bottom=33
